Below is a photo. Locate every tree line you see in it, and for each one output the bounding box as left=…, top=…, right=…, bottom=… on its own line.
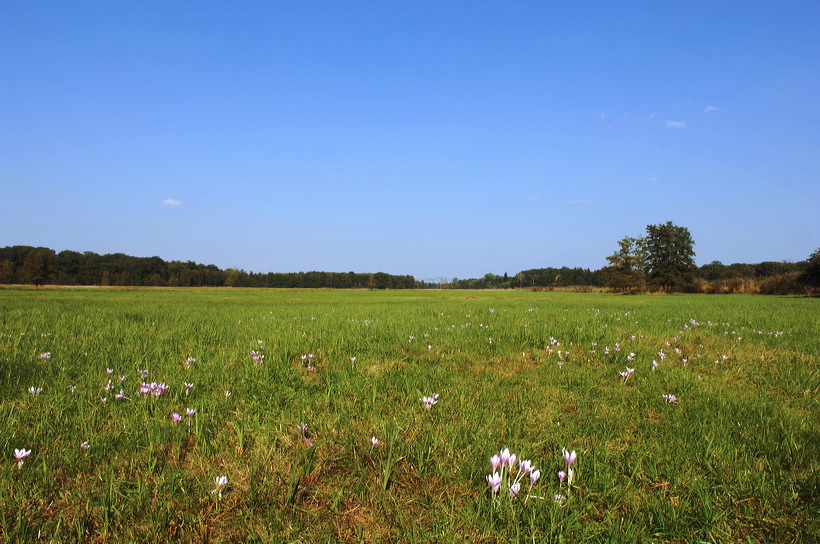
left=0, top=247, right=415, bottom=289
left=2, top=226, right=817, bottom=294
left=449, top=268, right=604, bottom=290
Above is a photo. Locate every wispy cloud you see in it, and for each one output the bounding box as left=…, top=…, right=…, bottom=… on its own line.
left=162, top=199, right=182, bottom=207
left=665, top=120, right=686, bottom=128
left=704, top=105, right=720, bottom=112
left=567, top=199, right=592, bottom=205
left=647, top=176, right=658, bottom=183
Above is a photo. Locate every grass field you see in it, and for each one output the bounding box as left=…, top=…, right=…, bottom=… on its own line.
left=0, top=287, right=817, bottom=543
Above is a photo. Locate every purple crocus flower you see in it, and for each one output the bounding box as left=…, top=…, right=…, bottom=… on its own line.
left=486, top=471, right=502, bottom=493
left=509, top=481, right=521, bottom=498
left=212, top=476, right=228, bottom=498
left=14, top=448, right=31, bottom=468
left=507, top=452, right=517, bottom=469
left=499, top=448, right=511, bottom=466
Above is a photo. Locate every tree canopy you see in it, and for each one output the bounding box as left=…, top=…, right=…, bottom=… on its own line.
left=643, top=221, right=697, bottom=291
left=605, top=222, right=697, bottom=293
left=603, top=236, right=646, bottom=293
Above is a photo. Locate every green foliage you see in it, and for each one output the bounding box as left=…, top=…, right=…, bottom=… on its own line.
left=604, top=222, right=697, bottom=293
left=801, top=248, right=820, bottom=289
left=642, top=221, right=697, bottom=291
left=603, top=236, right=647, bottom=293
left=0, top=246, right=416, bottom=289
left=513, top=267, right=603, bottom=289
left=21, top=247, right=57, bottom=286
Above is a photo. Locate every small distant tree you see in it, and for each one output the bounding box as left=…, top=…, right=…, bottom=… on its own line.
left=0, top=259, right=14, bottom=284
left=21, top=248, right=57, bottom=285
left=604, top=236, right=647, bottom=293
left=224, top=268, right=243, bottom=287
left=800, top=248, right=820, bottom=291
left=642, top=221, right=697, bottom=291
left=372, top=272, right=391, bottom=289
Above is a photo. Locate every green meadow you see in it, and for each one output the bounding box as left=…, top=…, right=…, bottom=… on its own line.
left=0, top=287, right=817, bottom=543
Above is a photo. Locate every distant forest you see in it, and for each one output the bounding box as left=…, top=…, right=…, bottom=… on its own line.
left=0, top=245, right=816, bottom=294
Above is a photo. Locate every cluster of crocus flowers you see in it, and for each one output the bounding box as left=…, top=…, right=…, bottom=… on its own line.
left=138, top=382, right=169, bottom=397
left=250, top=350, right=265, bottom=365
left=39, top=352, right=52, bottom=360
left=552, top=448, right=578, bottom=505
left=662, top=394, right=678, bottom=403
left=28, top=386, right=42, bottom=395
left=168, top=408, right=195, bottom=422
left=420, top=393, right=439, bottom=409
left=14, top=448, right=31, bottom=468
left=619, top=367, right=635, bottom=382
left=301, top=354, right=315, bottom=371
left=184, top=357, right=196, bottom=369
left=486, top=448, right=541, bottom=502
left=560, top=448, right=576, bottom=484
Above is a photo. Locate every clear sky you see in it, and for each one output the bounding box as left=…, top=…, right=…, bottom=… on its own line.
left=2, top=1, right=818, bottom=280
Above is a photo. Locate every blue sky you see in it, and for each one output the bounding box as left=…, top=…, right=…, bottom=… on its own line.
left=2, top=1, right=818, bottom=280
